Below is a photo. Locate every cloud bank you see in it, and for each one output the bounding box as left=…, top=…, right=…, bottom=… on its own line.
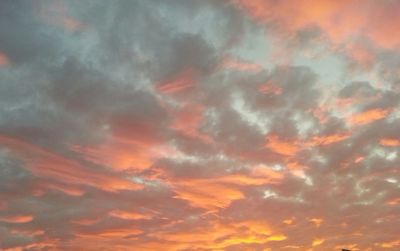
left=0, top=0, right=399, bottom=250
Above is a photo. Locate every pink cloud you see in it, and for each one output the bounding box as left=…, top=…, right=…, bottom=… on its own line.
left=233, top=0, right=400, bottom=50
left=221, top=56, right=263, bottom=73
left=0, top=215, right=33, bottom=224
left=0, top=51, right=10, bottom=67
left=156, top=69, right=195, bottom=94
left=0, top=135, right=142, bottom=192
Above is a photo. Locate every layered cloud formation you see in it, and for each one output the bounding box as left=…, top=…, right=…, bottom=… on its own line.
left=1, top=0, right=399, bottom=250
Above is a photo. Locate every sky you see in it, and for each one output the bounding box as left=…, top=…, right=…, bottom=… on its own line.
left=0, top=0, right=400, bottom=250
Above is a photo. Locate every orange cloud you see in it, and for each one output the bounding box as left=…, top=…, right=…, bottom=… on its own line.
left=3, top=1, right=400, bottom=250
left=312, top=238, right=325, bottom=246
left=251, top=165, right=285, bottom=180
left=308, top=133, right=349, bottom=146
left=233, top=0, right=358, bottom=37
left=220, top=172, right=283, bottom=186
left=36, top=182, right=86, bottom=197
left=387, top=198, right=400, bottom=206
left=109, top=209, right=152, bottom=220
left=70, top=119, right=173, bottom=172
left=265, top=135, right=300, bottom=156
left=286, top=162, right=307, bottom=171
left=354, top=156, right=364, bottom=163
left=170, top=103, right=214, bottom=144
left=234, top=221, right=273, bottom=236
left=349, top=108, right=390, bottom=125
left=171, top=169, right=282, bottom=211
left=4, top=240, right=58, bottom=251
left=72, top=217, right=101, bottom=226
left=0, top=135, right=142, bottom=192
left=149, top=220, right=285, bottom=250
left=309, top=218, right=323, bottom=227
left=267, top=234, right=287, bottom=241
left=71, top=140, right=156, bottom=172
left=76, top=228, right=143, bottom=239
left=219, top=221, right=286, bottom=246
left=283, top=217, right=295, bottom=225
left=379, top=138, right=400, bottom=147
left=0, top=215, right=33, bottom=223
left=0, top=51, right=10, bottom=67
left=336, top=92, right=381, bottom=109
left=153, top=222, right=234, bottom=244
left=378, top=240, right=400, bottom=249
left=173, top=180, right=244, bottom=210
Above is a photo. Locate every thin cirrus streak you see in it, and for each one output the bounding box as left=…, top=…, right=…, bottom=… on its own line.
left=156, top=69, right=195, bottom=94
left=258, top=82, right=283, bottom=95
left=307, top=133, right=350, bottom=146
left=0, top=215, right=33, bottom=224
left=1, top=0, right=400, bottom=250
left=108, top=209, right=153, bottom=220
left=221, top=56, right=263, bottom=73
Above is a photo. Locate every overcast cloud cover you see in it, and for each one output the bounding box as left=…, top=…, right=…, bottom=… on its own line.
left=0, top=0, right=400, bottom=250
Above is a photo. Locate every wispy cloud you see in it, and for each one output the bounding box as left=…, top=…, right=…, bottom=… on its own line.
left=0, top=0, right=399, bottom=250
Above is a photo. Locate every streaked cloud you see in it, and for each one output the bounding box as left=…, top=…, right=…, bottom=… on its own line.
left=1, top=0, right=399, bottom=250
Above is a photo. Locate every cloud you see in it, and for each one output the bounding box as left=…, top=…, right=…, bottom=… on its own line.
left=379, top=138, right=400, bottom=147
left=348, top=108, right=391, bottom=126
left=0, top=135, right=142, bottom=192
left=265, top=135, right=300, bottom=156
left=0, top=52, right=10, bottom=67
left=232, top=0, right=400, bottom=50
left=1, top=0, right=400, bottom=250
left=0, top=215, right=34, bottom=224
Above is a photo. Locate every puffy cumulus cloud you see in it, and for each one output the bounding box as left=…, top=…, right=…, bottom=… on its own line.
left=0, top=0, right=399, bottom=250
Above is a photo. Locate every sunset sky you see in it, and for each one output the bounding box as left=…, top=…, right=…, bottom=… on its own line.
left=1, top=0, right=400, bottom=250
